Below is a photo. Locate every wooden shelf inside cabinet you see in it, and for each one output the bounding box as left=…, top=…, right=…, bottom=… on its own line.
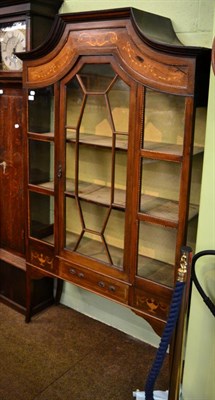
left=143, top=141, right=204, bottom=156
left=65, top=179, right=199, bottom=223
left=28, top=132, right=54, bottom=140
left=140, top=195, right=199, bottom=223
left=67, top=132, right=204, bottom=156
left=29, top=182, right=54, bottom=192
left=66, top=132, right=128, bottom=150
left=65, top=179, right=126, bottom=209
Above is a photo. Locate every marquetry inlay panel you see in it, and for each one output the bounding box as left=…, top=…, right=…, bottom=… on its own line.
left=134, top=288, right=169, bottom=320
left=30, top=250, right=54, bottom=271
left=27, top=27, right=190, bottom=92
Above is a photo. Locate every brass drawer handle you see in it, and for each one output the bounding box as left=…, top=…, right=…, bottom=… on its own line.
left=68, top=269, right=84, bottom=278
left=69, top=268, right=76, bottom=275
left=109, top=285, right=116, bottom=292
left=98, top=281, right=105, bottom=288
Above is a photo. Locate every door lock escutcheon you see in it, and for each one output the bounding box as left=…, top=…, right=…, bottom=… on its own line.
left=57, top=164, right=62, bottom=179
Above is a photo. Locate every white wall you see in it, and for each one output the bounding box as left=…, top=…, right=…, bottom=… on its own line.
left=58, top=1, right=215, bottom=398
left=60, top=0, right=214, bottom=46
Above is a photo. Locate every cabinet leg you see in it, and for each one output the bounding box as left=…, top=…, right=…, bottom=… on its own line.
left=55, top=278, right=63, bottom=305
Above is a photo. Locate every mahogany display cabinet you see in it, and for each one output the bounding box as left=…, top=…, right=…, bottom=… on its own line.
left=18, top=9, right=212, bottom=394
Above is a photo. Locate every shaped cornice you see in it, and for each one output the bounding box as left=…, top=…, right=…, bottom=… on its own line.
left=19, top=7, right=211, bottom=101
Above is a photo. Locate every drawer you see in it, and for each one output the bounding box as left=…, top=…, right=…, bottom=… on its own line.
left=58, top=259, right=129, bottom=304
left=28, top=242, right=57, bottom=274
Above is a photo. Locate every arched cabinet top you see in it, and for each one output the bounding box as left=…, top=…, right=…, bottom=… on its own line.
left=19, top=7, right=211, bottom=100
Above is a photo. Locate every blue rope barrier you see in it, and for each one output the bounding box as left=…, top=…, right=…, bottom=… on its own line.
left=144, top=280, right=185, bottom=400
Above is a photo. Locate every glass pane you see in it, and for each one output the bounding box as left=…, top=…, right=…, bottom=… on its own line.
left=78, top=64, right=115, bottom=92
left=187, top=217, right=198, bottom=254
left=137, top=221, right=176, bottom=287
left=76, top=232, right=108, bottom=262
left=28, top=86, right=54, bottom=134
left=80, top=201, right=108, bottom=232
left=64, top=62, right=130, bottom=270
left=66, top=142, right=75, bottom=192
left=108, top=77, right=130, bottom=132
left=65, top=145, right=128, bottom=208
left=66, top=198, right=110, bottom=262
left=66, top=64, right=130, bottom=150
left=29, top=140, right=54, bottom=189
left=189, top=154, right=202, bottom=214
left=114, top=151, right=127, bottom=207
left=80, top=95, right=112, bottom=137
left=29, top=192, right=54, bottom=244
left=66, top=76, right=84, bottom=135
left=79, top=146, right=111, bottom=201
left=104, top=209, right=125, bottom=268
left=140, top=159, right=181, bottom=222
left=65, top=196, right=124, bottom=269
left=144, top=89, right=185, bottom=155
left=65, top=197, right=82, bottom=250
left=193, top=107, right=207, bottom=152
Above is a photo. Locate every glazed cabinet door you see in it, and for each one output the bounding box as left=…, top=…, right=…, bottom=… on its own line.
left=28, top=86, right=55, bottom=242
left=0, top=87, right=25, bottom=255
left=26, top=85, right=57, bottom=274
left=57, top=59, right=133, bottom=280
left=136, top=89, right=187, bottom=288
left=133, top=87, right=205, bottom=292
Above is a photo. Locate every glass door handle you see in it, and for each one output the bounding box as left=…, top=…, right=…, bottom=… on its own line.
left=0, top=161, right=6, bottom=174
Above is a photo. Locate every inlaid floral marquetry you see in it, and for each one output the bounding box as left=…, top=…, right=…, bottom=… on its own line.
left=135, top=291, right=169, bottom=319
left=121, top=41, right=189, bottom=88
left=28, top=35, right=75, bottom=83
left=78, top=31, right=118, bottom=46
left=30, top=250, right=54, bottom=270
left=26, top=27, right=190, bottom=92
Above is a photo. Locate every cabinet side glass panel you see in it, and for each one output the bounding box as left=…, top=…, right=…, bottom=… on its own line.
left=27, top=85, right=55, bottom=245
left=144, top=89, right=185, bottom=155
left=140, top=159, right=181, bottom=222
left=29, top=192, right=54, bottom=244
left=137, top=89, right=191, bottom=287
left=137, top=221, right=176, bottom=287
left=29, top=139, right=54, bottom=189
left=28, top=86, right=54, bottom=135
left=187, top=106, right=207, bottom=251
left=64, top=62, right=130, bottom=269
